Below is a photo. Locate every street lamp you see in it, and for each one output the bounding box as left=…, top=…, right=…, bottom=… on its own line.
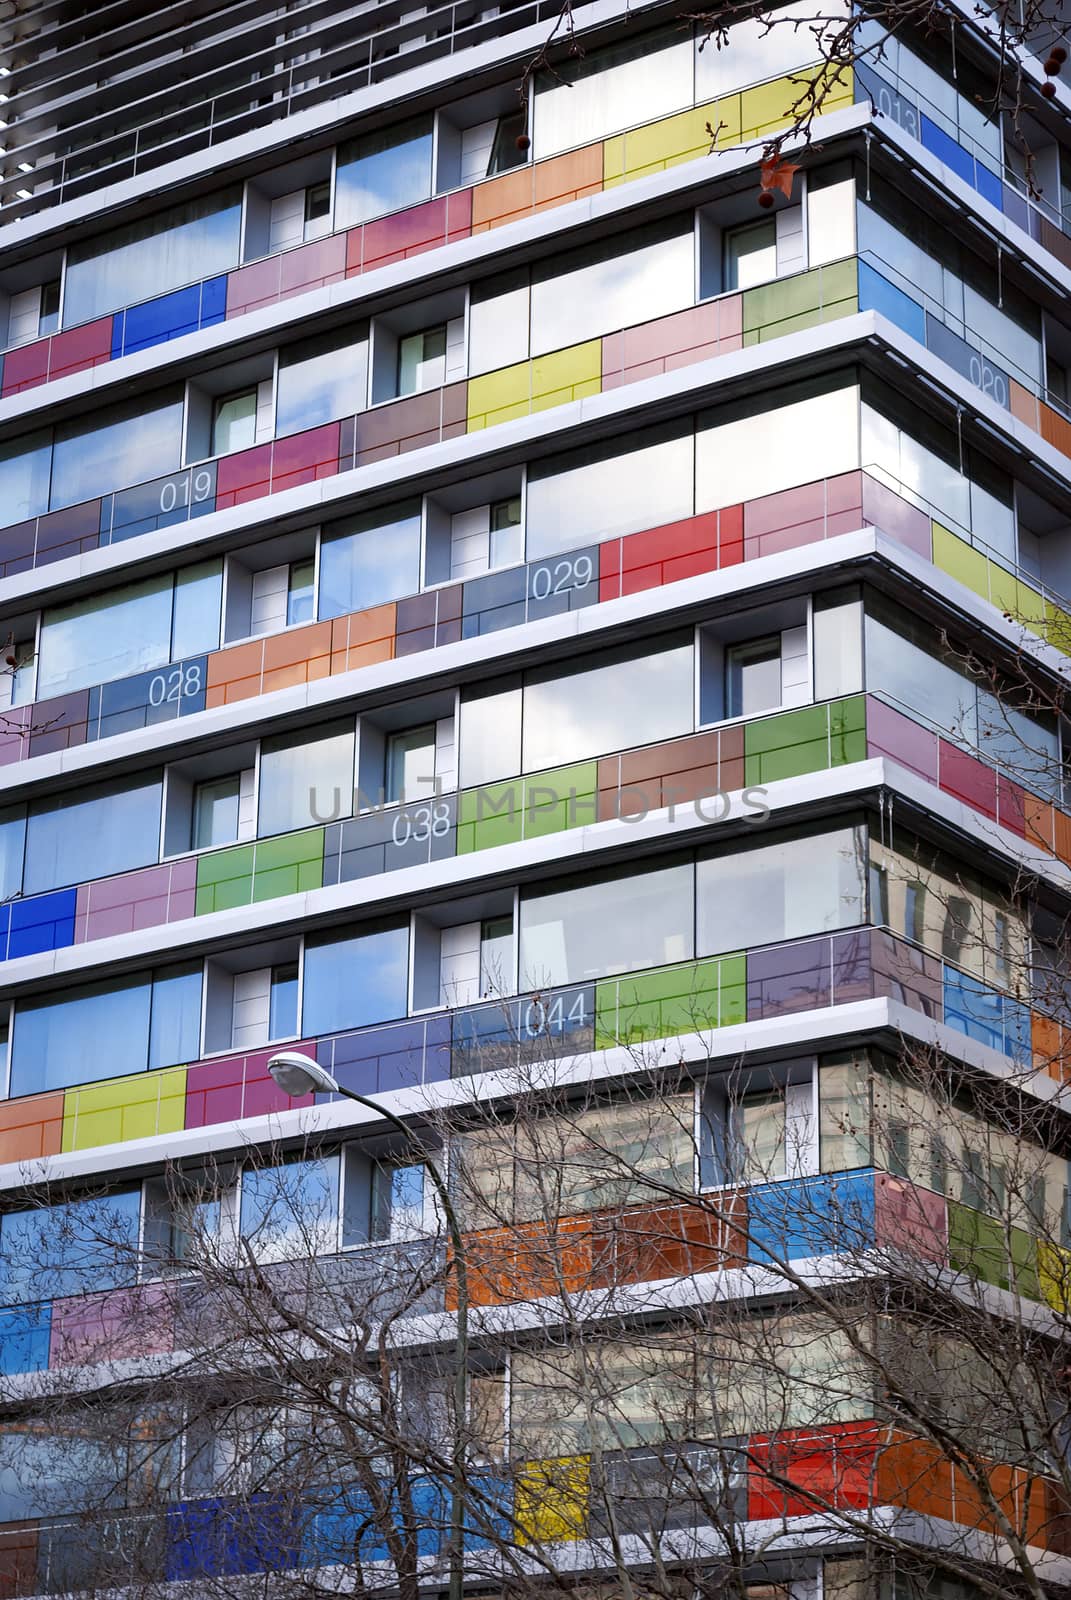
left=267, top=1050, right=469, bottom=1600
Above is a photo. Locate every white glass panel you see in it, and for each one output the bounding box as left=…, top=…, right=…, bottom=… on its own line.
left=697, top=385, right=860, bottom=511
left=527, top=430, right=694, bottom=558
left=522, top=642, right=693, bottom=770
left=695, top=0, right=850, bottom=98
left=696, top=826, right=866, bottom=955
left=530, top=227, right=694, bottom=355
left=534, top=35, right=692, bottom=159
left=519, top=861, right=694, bottom=987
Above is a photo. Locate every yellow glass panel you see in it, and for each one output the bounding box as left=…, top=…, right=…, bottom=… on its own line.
left=62, top=1068, right=187, bottom=1153
left=515, top=1454, right=590, bottom=1544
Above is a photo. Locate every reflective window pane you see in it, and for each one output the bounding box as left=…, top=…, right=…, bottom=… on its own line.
left=258, top=721, right=355, bottom=837
left=697, top=383, right=860, bottom=512
left=387, top=726, right=437, bottom=802
left=239, top=1155, right=340, bottom=1263
left=275, top=326, right=368, bottom=439
left=398, top=326, right=446, bottom=396
left=0, top=431, right=51, bottom=524
left=269, top=963, right=299, bottom=1041
left=335, top=118, right=434, bottom=227
left=172, top=560, right=223, bottom=660
left=318, top=501, right=422, bottom=620
left=696, top=826, right=866, bottom=956
left=522, top=640, right=694, bottom=770
left=534, top=33, right=691, bottom=158
left=24, top=773, right=163, bottom=896
left=726, top=637, right=781, bottom=717
left=527, top=427, right=694, bottom=559
left=0, top=807, right=25, bottom=901
left=148, top=962, right=203, bottom=1071
left=724, top=221, right=777, bottom=290
left=302, top=922, right=410, bottom=1034
left=212, top=391, right=257, bottom=456
left=51, top=392, right=183, bottom=510
left=193, top=776, right=241, bottom=849
left=37, top=573, right=174, bottom=699
left=64, top=190, right=243, bottom=326
left=530, top=222, right=694, bottom=355
left=519, top=861, right=694, bottom=987
left=287, top=560, right=315, bottom=626
left=11, top=974, right=153, bottom=1094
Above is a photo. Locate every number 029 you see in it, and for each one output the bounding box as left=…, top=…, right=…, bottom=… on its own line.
left=530, top=554, right=594, bottom=601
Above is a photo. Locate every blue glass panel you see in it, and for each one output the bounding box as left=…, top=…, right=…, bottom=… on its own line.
left=200, top=275, right=228, bottom=329
left=122, top=285, right=202, bottom=355
left=110, top=311, right=126, bottom=362
left=25, top=772, right=162, bottom=895
left=90, top=656, right=208, bottom=742
left=335, top=118, right=434, bottom=227
left=857, top=260, right=926, bottom=344
left=975, top=161, right=1003, bottom=211
left=0, top=1302, right=51, bottom=1374
left=0, top=903, right=11, bottom=962
left=747, top=1172, right=876, bottom=1264
left=942, top=967, right=1004, bottom=1051
left=7, top=888, right=77, bottom=959
left=165, top=1495, right=301, bottom=1580
left=1005, top=996, right=1033, bottom=1065
left=919, top=113, right=975, bottom=188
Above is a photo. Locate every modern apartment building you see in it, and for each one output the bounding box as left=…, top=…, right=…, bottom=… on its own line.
left=0, top=1, right=1069, bottom=1597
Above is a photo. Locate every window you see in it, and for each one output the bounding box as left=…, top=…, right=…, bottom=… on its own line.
left=490, top=497, right=523, bottom=566
left=36, top=562, right=224, bottom=700
left=24, top=772, right=163, bottom=895
left=0, top=1190, right=141, bottom=1307
left=211, top=390, right=257, bottom=455
left=726, top=636, right=782, bottom=717
left=275, top=326, right=368, bottom=439
left=488, top=112, right=528, bottom=174
left=302, top=922, right=410, bottom=1034
left=694, top=0, right=850, bottom=99
left=387, top=726, right=436, bottom=803
left=480, top=917, right=514, bottom=996
left=305, top=182, right=331, bottom=229
left=519, top=860, right=694, bottom=987
left=521, top=638, right=694, bottom=771
left=257, top=721, right=355, bottom=838
left=318, top=502, right=422, bottom=620
left=0, top=430, right=51, bottom=523
left=63, top=190, right=243, bottom=326
left=287, top=559, right=315, bottom=625
left=192, top=775, right=241, bottom=849
left=229, top=965, right=299, bottom=1049
left=10, top=964, right=202, bottom=1096
left=142, top=1168, right=231, bottom=1277
left=397, top=325, right=447, bottom=396
left=373, top=1162, right=428, bottom=1241
left=335, top=118, right=434, bottom=227
left=724, top=221, right=777, bottom=290
left=696, top=826, right=867, bottom=957
left=39, top=280, right=60, bottom=336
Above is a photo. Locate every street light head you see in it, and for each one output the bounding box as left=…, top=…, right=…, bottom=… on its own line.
left=267, top=1050, right=340, bottom=1098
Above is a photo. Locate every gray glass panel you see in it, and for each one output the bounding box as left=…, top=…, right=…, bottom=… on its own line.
left=302, top=923, right=410, bottom=1034
left=24, top=773, right=163, bottom=895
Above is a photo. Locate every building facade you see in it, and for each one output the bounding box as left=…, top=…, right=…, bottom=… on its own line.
left=0, top=1, right=1069, bottom=1597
